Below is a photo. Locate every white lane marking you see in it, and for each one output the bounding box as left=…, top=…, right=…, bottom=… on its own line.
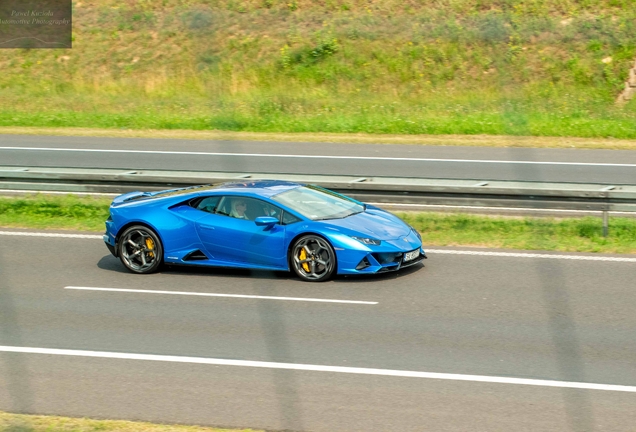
left=0, top=189, right=118, bottom=196
left=427, top=249, right=636, bottom=262
left=1, top=232, right=634, bottom=262
left=64, top=286, right=378, bottom=305
left=0, top=231, right=101, bottom=239
left=1, top=146, right=635, bottom=167
left=370, top=202, right=636, bottom=216
left=1, top=345, right=635, bottom=393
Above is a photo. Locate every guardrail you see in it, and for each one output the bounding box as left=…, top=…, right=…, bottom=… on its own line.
left=2, top=165, right=636, bottom=210
left=2, top=165, right=636, bottom=235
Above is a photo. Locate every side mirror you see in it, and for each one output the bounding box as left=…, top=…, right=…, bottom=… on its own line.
left=255, top=216, right=278, bottom=227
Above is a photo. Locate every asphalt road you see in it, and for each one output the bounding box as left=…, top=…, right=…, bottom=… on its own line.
left=1, top=231, right=636, bottom=431
left=2, top=134, right=636, bottom=184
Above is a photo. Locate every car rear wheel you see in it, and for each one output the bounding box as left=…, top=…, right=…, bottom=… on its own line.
left=290, top=235, right=336, bottom=282
left=118, top=225, right=163, bottom=274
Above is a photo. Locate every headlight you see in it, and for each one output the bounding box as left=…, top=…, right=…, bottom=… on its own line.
left=351, top=236, right=381, bottom=246
left=411, top=228, right=421, bottom=241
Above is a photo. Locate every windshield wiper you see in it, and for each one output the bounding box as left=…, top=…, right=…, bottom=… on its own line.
left=343, top=210, right=364, bottom=218
left=314, top=210, right=363, bottom=221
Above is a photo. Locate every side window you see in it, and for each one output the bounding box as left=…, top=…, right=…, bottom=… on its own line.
left=216, top=196, right=258, bottom=221
left=202, top=196, right=291, bottom=223
left=253, top=199, right=283, bottom=222
left=193, top=196, right=221, bottom=214
left=215, top=196, right=232, bottom=216
left=282, top=210, right=301, bottom=225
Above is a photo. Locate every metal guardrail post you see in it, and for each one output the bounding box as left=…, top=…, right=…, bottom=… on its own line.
left=599, top=186, right=615, bottom=237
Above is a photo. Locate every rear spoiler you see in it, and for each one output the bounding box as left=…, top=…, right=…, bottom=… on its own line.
left=110, top=186, right=203, bottom=206
left=111, top=191, right=147, bottom=206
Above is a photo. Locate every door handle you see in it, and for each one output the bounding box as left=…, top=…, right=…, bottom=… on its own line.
left=201, top=225, right=215, bottom=230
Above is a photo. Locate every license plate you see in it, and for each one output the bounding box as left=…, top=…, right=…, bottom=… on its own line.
left=403, top=249, right=420, bottom=262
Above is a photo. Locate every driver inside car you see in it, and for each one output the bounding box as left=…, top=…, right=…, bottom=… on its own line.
left=230, top=199, right=249, bottom=219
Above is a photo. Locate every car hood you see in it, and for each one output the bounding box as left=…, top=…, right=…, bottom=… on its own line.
left=319, top=209, right=410, bottom=240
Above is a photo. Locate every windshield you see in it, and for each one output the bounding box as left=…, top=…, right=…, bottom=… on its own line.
left=271, top=186, right=364, bottom=220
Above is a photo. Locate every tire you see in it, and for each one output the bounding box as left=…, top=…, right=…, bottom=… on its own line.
left=290, top=235, right=336, bottom=282
left=118, top=225, right=163, bottom=274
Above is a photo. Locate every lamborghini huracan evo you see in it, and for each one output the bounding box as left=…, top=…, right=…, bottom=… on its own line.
left=103, top=180, right=426, bottom=282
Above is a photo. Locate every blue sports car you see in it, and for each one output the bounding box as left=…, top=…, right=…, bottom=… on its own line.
left=103, top=180, right=426, bottom=282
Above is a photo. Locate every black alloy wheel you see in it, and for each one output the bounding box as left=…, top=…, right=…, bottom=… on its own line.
left=290, top=235, right=336, bottom=282
left=118, top=225, right=163, bottom=274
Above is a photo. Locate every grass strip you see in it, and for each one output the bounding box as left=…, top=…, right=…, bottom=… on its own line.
left=0, top=411, right=260, bottom=432
left=1, top=195, right=635, bottom=254
left=400, top=212, right=636, bottom=255
left=0, top=195, right=111, bottom=232
left=3, top=127, right=636, bottom=150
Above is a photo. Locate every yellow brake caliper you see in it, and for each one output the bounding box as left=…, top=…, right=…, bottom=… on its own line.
left=299, top=248, right=310, bottom=272
left=145, top=237, right=155, bottom=258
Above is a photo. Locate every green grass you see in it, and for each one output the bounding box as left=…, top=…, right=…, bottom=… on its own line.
left=1, top=195, right=635, bottom=254
left=0, top=195, right=110, bottom=232
left=1, top=0, right=635, bottom=138
left=0, top=411, right=259, bottom=432
left=400, top=212, right=636, bottom=254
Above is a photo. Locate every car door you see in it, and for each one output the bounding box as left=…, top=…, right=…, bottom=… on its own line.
left=195, top=196, right=287, bottom=268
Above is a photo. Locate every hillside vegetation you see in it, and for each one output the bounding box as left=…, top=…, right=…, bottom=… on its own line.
left=2, top=0, right=636, bottom=138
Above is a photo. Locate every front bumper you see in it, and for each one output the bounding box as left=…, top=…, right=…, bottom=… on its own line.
left=376, top=250, right=427, bottom=272
left=335, top=230, right=426, bottom=275
left=341, top=247, right=427, bottom=275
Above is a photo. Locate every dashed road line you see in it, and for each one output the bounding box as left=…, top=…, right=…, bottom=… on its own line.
left=64, top=286, right=378, bottom=305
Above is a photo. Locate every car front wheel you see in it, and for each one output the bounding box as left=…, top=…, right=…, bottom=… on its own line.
left=290, top=235, right=336, bottom=282
left=118, top=225, right=163, bottom=274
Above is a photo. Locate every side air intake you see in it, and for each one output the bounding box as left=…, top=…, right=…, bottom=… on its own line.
left=355, top=257, right=371, bottom=270
left=183, top=250, right=208, bottom=261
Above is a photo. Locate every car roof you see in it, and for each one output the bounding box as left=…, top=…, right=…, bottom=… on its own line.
left=112, top=180, right=303, bottom=207
left=206, top=180, right=302, bottom=198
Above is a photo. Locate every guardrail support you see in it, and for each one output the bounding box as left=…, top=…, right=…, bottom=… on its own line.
left=602, top=211, right=609, bottom=237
